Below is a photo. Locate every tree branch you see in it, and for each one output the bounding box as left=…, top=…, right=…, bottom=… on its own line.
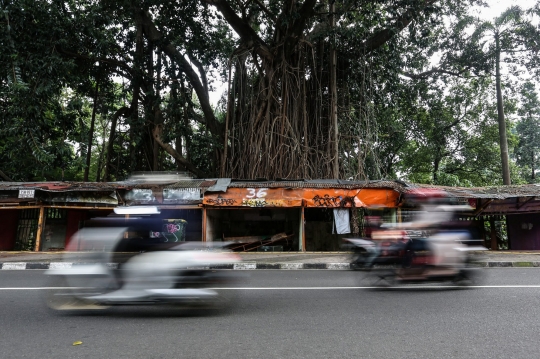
left=55, top=47, right=133, bottom=75
left=136, top=9, right=222, bottom=136
left=359, top=0, right=437, bottom=54
left=289, top=0, right=318, bottom=40
left=253, top=0, right=277, bottom=22
left=401, top=67, right=470, bottom=79
left=0, top=169, right=13, bottom=181
left=187, top=53, right=209, bottom=95
left=153, top=125, right=207, bottom=178
left=203, top=0, right=274, bottom=62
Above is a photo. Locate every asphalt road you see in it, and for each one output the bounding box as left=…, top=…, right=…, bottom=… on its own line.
left=1, top=269, right=540, bottom=359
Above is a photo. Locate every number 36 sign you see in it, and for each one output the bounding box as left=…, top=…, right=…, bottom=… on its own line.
left=245, top=188, right=268, bottom=198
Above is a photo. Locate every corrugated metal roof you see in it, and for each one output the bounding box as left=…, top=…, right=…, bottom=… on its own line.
left=403, top=183, right=540, bottom=199
left=0, top=180, right=216, bottom=192
left=2, top=180, right=540, bottom=200
left=227, top=179, right=405, bottom=190
left=0, top=182, right=124, bottom=192
left=164, top=180, right=216, bottom=189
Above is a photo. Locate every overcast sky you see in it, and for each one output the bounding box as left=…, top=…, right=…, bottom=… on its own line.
left=477, top=0, right=537, bottom=19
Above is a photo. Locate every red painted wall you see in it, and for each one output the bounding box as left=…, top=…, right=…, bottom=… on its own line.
left=507, top=214, right=540, bottom=250
left=64, top=210, right=88, bottom=249
left=0, top=210, right=19, bottom=250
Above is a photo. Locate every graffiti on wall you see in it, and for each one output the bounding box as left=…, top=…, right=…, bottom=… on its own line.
left=242, top=198, right=269, bottom=207
left=312, top=194, right=343, bottom=207
left=149, top=219, right=187, bottom=242
left=312, top=194, right=357, bottom=207
left=206, top=198, right=237, bottom=206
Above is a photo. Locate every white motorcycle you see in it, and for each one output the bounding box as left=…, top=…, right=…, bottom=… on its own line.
left=45, top=222, right=241, bottom=312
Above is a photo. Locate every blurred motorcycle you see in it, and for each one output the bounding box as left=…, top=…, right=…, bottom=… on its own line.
left=344, top=230, right=486, bottom=287
left=45, top=212, right=241, bottom=312
left=344, top=190, right=487, bottom=287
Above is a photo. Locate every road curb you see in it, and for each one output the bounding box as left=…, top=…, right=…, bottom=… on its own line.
left=2, top=261, right=540, bottom=270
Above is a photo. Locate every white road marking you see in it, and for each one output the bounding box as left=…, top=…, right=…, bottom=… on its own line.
left=1, top=262, right=26, bottom=270
left=2, top=285, right=540, bottom=290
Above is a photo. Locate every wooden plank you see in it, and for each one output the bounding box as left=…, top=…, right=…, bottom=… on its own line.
left=34, top=207, right=45, bottom=251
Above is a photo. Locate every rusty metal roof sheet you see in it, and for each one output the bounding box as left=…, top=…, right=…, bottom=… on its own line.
left=0, top=182, right=125, bottom=192
left=0, top=180, right=216, bottom=192
left=164, top=180, right=216, bottom=189
left=227, top=179, right=405, bottom=190
left=2, top=180, right=540, bottom=200
left=403, top=183, right=540, bottom=199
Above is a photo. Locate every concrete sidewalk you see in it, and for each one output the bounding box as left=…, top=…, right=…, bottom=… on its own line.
left=2, top=250, right=540, bottom=270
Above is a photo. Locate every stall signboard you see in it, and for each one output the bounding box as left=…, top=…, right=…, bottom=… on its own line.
left=47, top=192, right=118, bottom=204
left=163, top=188, right=201, bottom=202
left=125, top=189, right=156, bottom=203
left=18, top=189, right=35, bottom=198
left=204, top=188, right=303, bottom=207
left=203, top=187, right=400, bottom=208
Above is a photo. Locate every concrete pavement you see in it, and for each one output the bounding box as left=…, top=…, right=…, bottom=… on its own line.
left=2, top=250, right=540, bottom=269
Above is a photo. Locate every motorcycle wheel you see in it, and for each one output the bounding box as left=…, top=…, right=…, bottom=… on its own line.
left=174, top=271, right=237, bottom=311
left=368, top=269, right=396, bottom=288
left=45, top=276, right=110, bottom=312
left=350, top=248, right=370, bottom=271
left=452, top=268, right=482, bottom=287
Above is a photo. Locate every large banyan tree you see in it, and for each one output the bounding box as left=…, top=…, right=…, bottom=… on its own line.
left=195, top=0, right=470, bottom=179
left=1, top=0, right=482, bottom=181
left=162, top=0, right=466, bottom=178
left=131, top=0, right=476, bottom=180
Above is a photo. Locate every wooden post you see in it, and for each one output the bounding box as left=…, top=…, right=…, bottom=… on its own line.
left=124, top=214, right=129, bottom=239
left=202, top=208, right=207, bottom=242
left=34, top=207, right=45, bottom=251
left=489, top=217, right=498, bottom=251
left=300, top=207, right=305, bottom=252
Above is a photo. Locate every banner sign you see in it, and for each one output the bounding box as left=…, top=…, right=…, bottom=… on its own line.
left=163, top=188, right=201, bottom=202
left=18, top=189, right=35, bottom=199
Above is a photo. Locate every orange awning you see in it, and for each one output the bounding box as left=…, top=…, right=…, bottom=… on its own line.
left=203, top=187, right=399, bottom=208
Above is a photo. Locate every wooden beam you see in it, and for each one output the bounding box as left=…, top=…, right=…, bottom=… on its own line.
left=34, top=207, right=45, bottom=251
left=517, top=196, right=535, bottom=209
left=43, top=205, right=115, bottom=210
left=474, top=199, right=494, bottom=217
left=0, top=206, right=41, bottom=210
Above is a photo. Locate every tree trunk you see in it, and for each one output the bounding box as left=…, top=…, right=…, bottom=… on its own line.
left=95, top=136, right=106, bottom=182
left=129, top=21, right=144, bottom=175
left=221, top=60, right=233, bottom=177
left=153, top=50, right=161, bottom=171
left=495, top=33, right=511, bottom=185
left=532, top=153, right=535, bottom=180
left=329, top=1, right=339, bottom=179
left=103, top=107, right=129, bottom=181
left=84, top=81, right=99, bottom=182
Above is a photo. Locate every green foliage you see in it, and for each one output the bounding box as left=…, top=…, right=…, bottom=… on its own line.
left=0, top=0, right=539, bottom=186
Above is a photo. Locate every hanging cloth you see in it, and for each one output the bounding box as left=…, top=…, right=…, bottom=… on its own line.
left=333, top=208, right=351, bottom=234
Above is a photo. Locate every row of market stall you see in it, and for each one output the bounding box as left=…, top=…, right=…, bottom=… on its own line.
left=1, top=177, right=540, bottom=251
